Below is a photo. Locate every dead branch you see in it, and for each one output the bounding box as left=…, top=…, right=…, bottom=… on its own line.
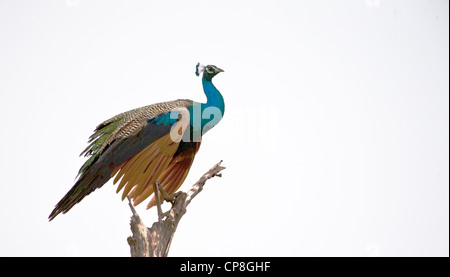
left=126, top=160, right=225, bottom=257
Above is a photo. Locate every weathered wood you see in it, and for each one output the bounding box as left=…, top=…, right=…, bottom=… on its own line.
left=127, top=160, right=225, bottom=257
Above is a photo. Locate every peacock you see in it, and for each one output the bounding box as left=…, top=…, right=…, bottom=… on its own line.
left=49, top=63, right=225, bottom=221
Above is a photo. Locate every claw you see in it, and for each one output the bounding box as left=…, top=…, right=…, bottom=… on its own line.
left=156, top=180, right=181, bottom=204
left=153, top=180, right=183, bottom=221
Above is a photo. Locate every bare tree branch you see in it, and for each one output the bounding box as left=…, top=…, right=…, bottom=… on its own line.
left=127, top=160, right=225, bottom=257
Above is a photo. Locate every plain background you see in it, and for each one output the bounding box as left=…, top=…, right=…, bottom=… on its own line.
left=0, top=0, right=448, bottom=256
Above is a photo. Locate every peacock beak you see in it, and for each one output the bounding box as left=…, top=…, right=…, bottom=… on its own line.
left=216, top=68, right=224, bottom=73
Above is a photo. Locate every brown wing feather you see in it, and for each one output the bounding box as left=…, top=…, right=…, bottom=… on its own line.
left=144, top=142, right=201, bottom=209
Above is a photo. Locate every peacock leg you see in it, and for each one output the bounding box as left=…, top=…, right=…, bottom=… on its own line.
left=152, top=180, right=183, bottom=221
left=155, top=180, right=182, bottom=203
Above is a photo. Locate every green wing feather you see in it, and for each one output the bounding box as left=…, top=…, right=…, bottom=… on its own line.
left=76, top=108, right=141, bottom=177
left=80, top=107, right=143, bottom=157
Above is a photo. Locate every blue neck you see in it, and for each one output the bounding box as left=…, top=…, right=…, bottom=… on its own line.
left=187, top=76, right=225, bottom=137
left=202, top=77, right=225, bottom=115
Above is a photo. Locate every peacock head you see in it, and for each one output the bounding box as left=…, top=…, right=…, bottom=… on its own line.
left=196, top=63, right=224, bottom=81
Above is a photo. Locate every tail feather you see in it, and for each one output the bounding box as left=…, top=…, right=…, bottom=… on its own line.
left=48, top=162, right=113, bottom=221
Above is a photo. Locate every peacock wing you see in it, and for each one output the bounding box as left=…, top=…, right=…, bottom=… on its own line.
left=48, top=100, right=192, bottom=221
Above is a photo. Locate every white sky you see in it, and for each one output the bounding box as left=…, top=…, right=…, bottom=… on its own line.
left=0, top=0, right=448, bottom=257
